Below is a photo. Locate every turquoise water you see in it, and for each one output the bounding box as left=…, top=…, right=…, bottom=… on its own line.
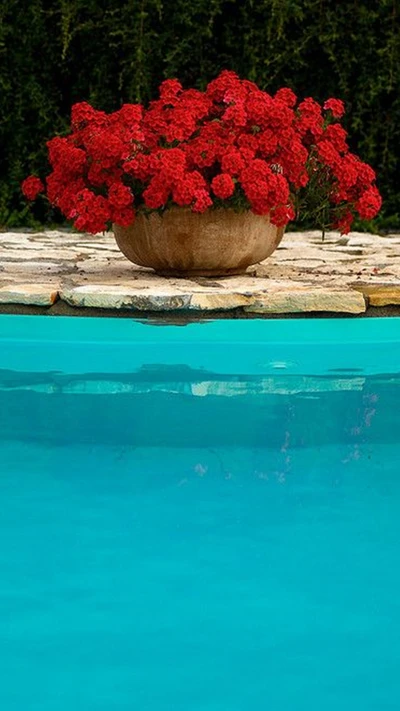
left=1, top=316, right=400, bottom=710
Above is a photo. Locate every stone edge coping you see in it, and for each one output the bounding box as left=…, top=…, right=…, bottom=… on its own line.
left=1, top=281, right=400, bottom=314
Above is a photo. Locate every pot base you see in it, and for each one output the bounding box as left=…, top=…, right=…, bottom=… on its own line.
left=155, top=266, right=250, bottom=278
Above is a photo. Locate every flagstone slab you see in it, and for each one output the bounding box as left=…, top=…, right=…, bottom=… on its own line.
left=354, top=283, right=400, bottom=307
left=0, top=283, right=59, bottom=306
left=245, top=287, right=366, bottom=314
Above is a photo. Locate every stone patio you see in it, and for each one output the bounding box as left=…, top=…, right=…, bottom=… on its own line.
left=1, top=228, right=400, bottom=314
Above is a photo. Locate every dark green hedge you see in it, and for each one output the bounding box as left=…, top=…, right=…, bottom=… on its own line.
left=1, top=0, right=399, bottom=229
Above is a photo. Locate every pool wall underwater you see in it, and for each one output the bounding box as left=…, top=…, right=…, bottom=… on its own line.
left=2, top=315, right=400, bottom=710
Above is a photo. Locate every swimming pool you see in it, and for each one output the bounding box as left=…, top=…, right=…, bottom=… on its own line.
left=1, top=315, right=400, bottom=710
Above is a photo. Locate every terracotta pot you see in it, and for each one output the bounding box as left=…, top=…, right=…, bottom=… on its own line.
left=113, top=207, right=284, bottom=277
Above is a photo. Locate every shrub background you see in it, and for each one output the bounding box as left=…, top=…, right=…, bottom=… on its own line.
left=1, top=0, right=399, bottom=229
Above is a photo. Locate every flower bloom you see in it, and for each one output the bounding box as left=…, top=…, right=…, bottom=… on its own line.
left=211, top=173, right=235, bottom=199
left=323, top=124, right=348, bottom=154
left=108, top=183, right=133, bottom=209
left=333, top=211, right=353, bottom=235
left=355, top=186, right=382, bottom=220
left=72, top=189, right=112, bottom=234
left=324, top=98, right=345, bottom=118
left=274, top=88, right=297, bottom=108
left=21, top=176, right=44, bottom=201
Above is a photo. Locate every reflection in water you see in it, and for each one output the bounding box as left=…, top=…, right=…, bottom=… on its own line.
left=0, top=367, right=392, bottom=452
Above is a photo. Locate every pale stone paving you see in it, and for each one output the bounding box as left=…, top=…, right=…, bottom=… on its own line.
left=1, top=229, right=400, bottom=313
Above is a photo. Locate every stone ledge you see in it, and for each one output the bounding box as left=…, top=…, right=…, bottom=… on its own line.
left=0, top=283, right=59, bottom=306
left=353, top=284, right=400, bottom=307
left=1, top=228, right=399, bottom=315
left=245, top=288, right=366, bottom=314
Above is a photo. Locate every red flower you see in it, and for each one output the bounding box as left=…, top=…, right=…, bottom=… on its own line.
left=211, top=173, right=235, bottom=199
left=333, top=211, right=353, bottom=234
left=268, top=173, right=290, bottom=205
left=206, top=70, right=244, bottom=102
left=143, top=176, right=170, bottom=209
left=237, top=133, right=259, bottom=157
left=108, top=183, right=133, bottom=209
left=258, top=129, right=278, bottom=157
left=355, top=186, right=382, bottom=220
left=112, top=206, right=135, bottom=227
left=296, top=98, right=324, bottom=140
left=192, top=190, right=213, bottom=212
left=87, top=163, right=122, bottom=188
left=324, top=98, right=345, bottom=118
left=72, top=189, right=112, bottom=234
left=71, top=102, right=108, bottom=130
left=270, top=203, right=296, bottom=226
left=298, top=97, right=321, bottom=114
left=158, top=148, right=187, bottom=181
left=323, top=124, right=348, bottom=154
left=278, top=139, right=308, bottom=186
left=57, top=179, right=86, bottom=218
left=316, top=140, right=341, bottom=169
left=172, top=171, right=208, bottom=208
left=21, top=176, right=44, bottom=201
left=240, top=161, right=275, bottom=214
left=337, top=154, right=360, bottom=190
left=164, top=109, right=197, bottom=143
left=246, top=92, right=274, bottom=129
left=356, top=161, right=376, bottom=188
left=86, top=129, right=126, bottom=166
left=222, top=102, right=247, bottom=128
left=159, top=79, right=183, bottom=104
left=123, top=154, right=153, bottom=181
left=274, top=88, right=297, bottom=108
left=221, top=148, right=245, bottom=176
left=109, top=104, right=144, bottom=143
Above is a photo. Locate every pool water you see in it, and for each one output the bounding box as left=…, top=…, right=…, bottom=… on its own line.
left=1, top=316, right=400, bottom=710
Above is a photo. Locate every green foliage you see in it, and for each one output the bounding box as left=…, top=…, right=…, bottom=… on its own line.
left=1, top=0, right=399, bottom=228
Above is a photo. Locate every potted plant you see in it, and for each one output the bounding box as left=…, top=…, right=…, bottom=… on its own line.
left=22, top=71, right=381, bottom=277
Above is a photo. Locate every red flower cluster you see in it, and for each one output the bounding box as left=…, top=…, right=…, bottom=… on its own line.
left=21, top=176, right=44, bottom=201
left=22, top=71, right=381, bottom=234
left=323, top=98, right=345, bottom=119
